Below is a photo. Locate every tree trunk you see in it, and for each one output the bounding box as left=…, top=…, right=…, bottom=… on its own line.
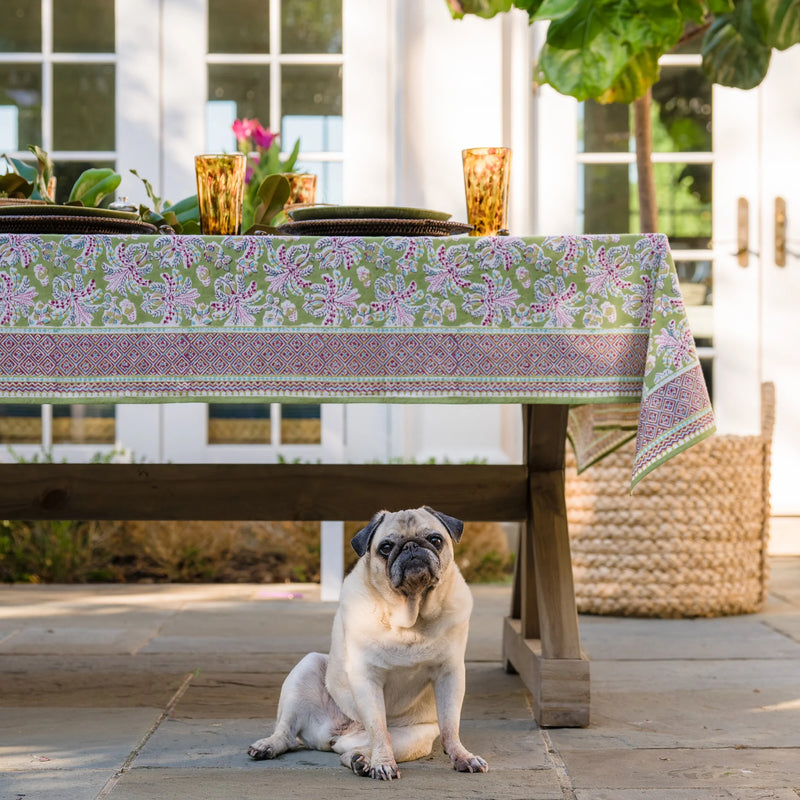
left=633, top=88, right=658, bottom=233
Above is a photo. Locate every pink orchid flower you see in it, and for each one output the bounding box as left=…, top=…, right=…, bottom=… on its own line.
left=232, top=118, right=256, bottom=143
left=252, top=121, right=277, bottom=151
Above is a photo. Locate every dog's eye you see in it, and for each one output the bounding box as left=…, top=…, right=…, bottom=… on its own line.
left=377, top=540, right=393, bottom=556
left=428, top=534, right=444, bottom=549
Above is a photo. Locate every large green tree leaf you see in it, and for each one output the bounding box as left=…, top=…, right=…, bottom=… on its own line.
left=598, top=47, right=662, bottom=103
left=702, top=0, right=772, bottom=88
left=537, top=39, right=632, bottom=100
left=535, top=0, right=684, bottom=101
left=445, top=0, right=513, bottom=18
left=752, top=0, right=800, bottom=48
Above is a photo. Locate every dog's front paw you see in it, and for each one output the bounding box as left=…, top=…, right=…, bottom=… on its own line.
left=248, top=739, right=276, bottom=760
left=369, top=759, right=400, bottom=780
left=452, top=753, right=488, bottom=773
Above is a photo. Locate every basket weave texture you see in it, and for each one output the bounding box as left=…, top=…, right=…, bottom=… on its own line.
left=565, top=383, right=774, bottom=618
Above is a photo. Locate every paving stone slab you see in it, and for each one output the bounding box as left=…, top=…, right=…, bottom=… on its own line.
left=560, top=747, right=800, bottom=790
left=168, top=661, right=531, bottom=721
left=0, top=768, right=113, bottom=800
left=578, top=617, right=800, bottom=661
left=134, top=717, right=548, bottom=772
left=111, top=765, right=562, bottom=800
left=549, top=659, right=800, bottom=750
left=0, top=625, right=161, bottom=655
left=574, top=790, right=800, bottom=799
left=0, top=707, right=159, bottom=770
left=0, top=670, right=189, bottom=708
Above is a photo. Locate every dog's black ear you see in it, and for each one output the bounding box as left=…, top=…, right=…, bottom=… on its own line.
left=351, top=512, right=386, bottom=557
left=423, top=506, right=464, bottom=543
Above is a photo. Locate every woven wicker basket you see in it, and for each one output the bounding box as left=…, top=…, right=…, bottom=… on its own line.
left=565, top=383, right=774, bottom=618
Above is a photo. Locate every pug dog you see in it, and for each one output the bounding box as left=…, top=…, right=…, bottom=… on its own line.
left=247, top=506, right=488, bottom=780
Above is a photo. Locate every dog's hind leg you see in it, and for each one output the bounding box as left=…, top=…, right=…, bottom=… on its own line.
left=248, top=652, right=339, bottom=760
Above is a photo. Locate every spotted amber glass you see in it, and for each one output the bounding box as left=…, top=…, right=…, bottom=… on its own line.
left=195, top=153, right=246, bottom=235
left=284, top=172, right=318, bottom=206
left=461, top=147, right=512, bottom=236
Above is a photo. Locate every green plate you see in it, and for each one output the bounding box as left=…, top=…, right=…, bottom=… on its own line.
left=0, top=203, right=139, bottom=221
left=287, top=204, right=452, bottom=222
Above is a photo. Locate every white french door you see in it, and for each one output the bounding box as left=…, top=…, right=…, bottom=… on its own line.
left=715, top=46, right=800, bottom=516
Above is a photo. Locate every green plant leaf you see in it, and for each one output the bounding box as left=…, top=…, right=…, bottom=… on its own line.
left=598, top=47, right=662, bottom=103
left=280, top=137, right=302, bottom=173
left=68, top=168, right=122, bottom=207
left=677, top=0, right=710, bottom=23
left=0, top=172, right=34, bottom=199
left=445, top=0, right=513, bottom=18
left=752, top=0, right=800, bottom=49
left=130, top=169, right=164, bottom=212
left=28, top=145, right=55, bottom=202
left=702, top=1, right=772, bottom=88
left=255, top=173, right=291, bottom=226
left=707, top=0, right=735, bottom=11
left=533, top=0, right=579, bottom=19
left=537, top=36, right=631, bottom=101
left=4, top=155, right=37, bottom=183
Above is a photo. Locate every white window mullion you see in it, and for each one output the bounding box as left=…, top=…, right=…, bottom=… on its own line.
left=41, top=0, right=53, bottom=151
left=269, top=0, right=281, bottom=133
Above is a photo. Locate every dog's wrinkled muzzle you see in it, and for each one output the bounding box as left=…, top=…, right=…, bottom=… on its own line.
left=388, top=539, right=440, bottom=593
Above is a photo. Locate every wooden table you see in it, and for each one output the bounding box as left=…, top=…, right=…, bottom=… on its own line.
left=0, top=231, right=716, bottom=727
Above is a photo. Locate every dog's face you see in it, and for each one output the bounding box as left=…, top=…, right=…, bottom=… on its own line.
left=351, top=506, right=463, bottom=597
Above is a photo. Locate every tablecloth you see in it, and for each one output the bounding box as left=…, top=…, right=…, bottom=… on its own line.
left=0, top=232, right=715, bottom=487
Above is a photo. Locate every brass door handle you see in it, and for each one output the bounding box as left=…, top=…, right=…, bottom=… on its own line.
left=775, top=197, right=786, bottom=267
left=737, top=197, right=749, bottom=267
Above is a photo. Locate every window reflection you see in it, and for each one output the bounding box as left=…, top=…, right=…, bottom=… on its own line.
left=208, top=0, right=269, bottom=54
left=578, top=66, right=711, bottom=154
left=578, top=162, right=711, bottom=246
left=0, top=0, right=41, bottom=53
left=0, top=63, right=41, bottom=148
left=282, top=64, right=342, bottom=118
left=281, top=0, right=342, bottom=54
left=208, top=64, right=270, bottom=126
left=53, top=64, right=115, bottom=151
left=53, top=0, right=114, bottom=53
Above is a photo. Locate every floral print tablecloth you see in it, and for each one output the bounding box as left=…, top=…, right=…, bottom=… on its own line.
left=0, top=232, right=715, bottom=487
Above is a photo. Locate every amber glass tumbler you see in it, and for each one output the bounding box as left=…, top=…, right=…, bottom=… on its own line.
left=461, top=147, right=512, bottom=236
left=195, top=153, right=246, bottom=235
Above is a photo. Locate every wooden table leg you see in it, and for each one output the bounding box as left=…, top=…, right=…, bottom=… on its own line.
left=503, top=404, right=590, bottom=727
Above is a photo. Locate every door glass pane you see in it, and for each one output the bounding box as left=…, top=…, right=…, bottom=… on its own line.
left=281, top=404, right=321, bottom=444
left=281, top=0, right=342, bottom=54
left=208, top=403, right=271, bottom=444
left=0, top=405, right=41, bottom=444
left=53, top=64, right=115, bottom=151
left=650, top=162, right=712, bottom=248
left=579, top=67, right=711, bottom=155
left=579, top=162, right=711, bottom=246
left=53, top=0, right=114, bottom=53
left=0, top=63, right=41, bottom=149
left=208, top=0, right=269, bottom=54
left=294, top=159, right=342, bottom=203
left=208, top=64, right=270, bottom=126
left=652, top=66, right=711, bottom=153
left=282, top=64, right=342, bottom=120
left=579, top=100, right=629, bottom=154
left=52, top=405, right=115, bottom=445
left=0, top=0, right=41, bottom=53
